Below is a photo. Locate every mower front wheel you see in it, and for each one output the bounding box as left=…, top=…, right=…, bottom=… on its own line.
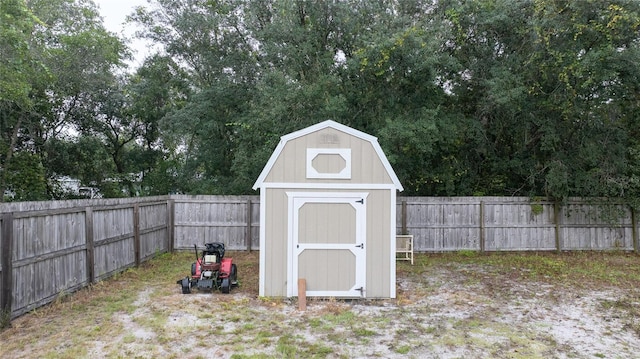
left=221, top=278, right=230, bottom=294
left=181, top=277, right=191, bottom=294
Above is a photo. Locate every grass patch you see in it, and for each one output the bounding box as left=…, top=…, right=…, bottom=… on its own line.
left=399, top=251, right=640, bottom=290
left=1, top=251, right=639, bottom=358
left=395, top=344, right=411, bottom=354
left=600, top=297, right=640, bottom=336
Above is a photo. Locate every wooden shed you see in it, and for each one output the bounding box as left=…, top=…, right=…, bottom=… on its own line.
left=252, top=120, right=403, bottom=298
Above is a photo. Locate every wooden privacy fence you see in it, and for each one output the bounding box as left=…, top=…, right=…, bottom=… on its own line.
left=1, top=197, right=172, bottom=323
left=2, top=195, right=639, bottom=326
left=170, top=196, right=639, bottom=253
left=172, top=195, right=259, bottom=251
left=397, top=197, right=639, bottom=252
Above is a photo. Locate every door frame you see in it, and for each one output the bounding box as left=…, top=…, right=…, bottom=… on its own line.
left=286, top=191, right=368, bottom=297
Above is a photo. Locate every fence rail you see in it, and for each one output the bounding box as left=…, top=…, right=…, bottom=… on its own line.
left=1, top=195, right=638, bottom=327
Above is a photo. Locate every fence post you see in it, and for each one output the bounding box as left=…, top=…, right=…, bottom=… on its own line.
left=85, top=207, right=95, bottom=285
left=554, top=202, right=562, bottom=253
left=246, top=199, right=253, bottom=252
left=479, top=201, right=485, bottom=252
left=401, top=200, right=407, bottom=235
left=1, top=213, right=14, bottom=327
left=133, top=204, right=140, bottom=266
left=632, top=206, right=638, bottom=254
left=166, top=199, right=175, bottom=253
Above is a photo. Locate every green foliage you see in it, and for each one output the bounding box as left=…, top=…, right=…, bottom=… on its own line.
left=0, top=309, right=10, bottom=330
left=4, top=151, right=47, bottom=201
left=0, top=0, right=40, bottom=108
left=4, top=0, right=640, bottom=201
left=127, top=0, right=640, bottom=201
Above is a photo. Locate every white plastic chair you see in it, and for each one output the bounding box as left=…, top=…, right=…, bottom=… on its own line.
left=396, top=235, right=414, bottom=265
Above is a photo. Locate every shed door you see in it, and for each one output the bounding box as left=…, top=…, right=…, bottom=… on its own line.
left=289, top=193, right=367, bottom=297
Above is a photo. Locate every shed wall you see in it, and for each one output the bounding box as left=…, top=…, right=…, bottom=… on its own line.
left=262, top=188, right=393, bottom=298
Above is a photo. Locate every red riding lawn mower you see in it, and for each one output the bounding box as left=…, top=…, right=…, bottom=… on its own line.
left=177, top=242, right=238, bottom=294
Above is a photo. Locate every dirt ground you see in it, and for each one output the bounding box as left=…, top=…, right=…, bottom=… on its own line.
left=1, top=251, right=639, bottom=358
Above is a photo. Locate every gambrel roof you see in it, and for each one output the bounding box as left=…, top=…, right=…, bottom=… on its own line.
left=253, top=120, right=403, bottom=191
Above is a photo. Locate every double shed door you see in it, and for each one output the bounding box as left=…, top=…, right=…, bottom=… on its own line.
left=288, top=192, right=368, bottom=297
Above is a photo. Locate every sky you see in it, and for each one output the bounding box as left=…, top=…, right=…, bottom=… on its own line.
left=94, top=0, right=154, bottom=68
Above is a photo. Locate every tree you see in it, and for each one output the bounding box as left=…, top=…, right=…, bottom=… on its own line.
left=439, top=0, right=640, bottom=200
left=127, top=55, right=191, bottom=195
left=1, top=0, right=130, bottom=199
left=0, top=0, right=49, bottom=200
left=124, top=0, right=640, bottom=203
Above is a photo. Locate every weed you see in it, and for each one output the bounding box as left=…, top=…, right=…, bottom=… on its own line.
left=122, top=334, right=136, bottom=343
left=231, top=354, right=271, bottom=359
left=395, top=345, right=411, bottom=354
left=308, top=318, right=322, bottom=328
left=354, top=327, right=376, bottom=337
left=458, top=249, right=479, bottom=258
left=307, top=343, right=333, bottom=356
left=276, top=334, right=299, bottom=357
left=322, top=309, right=355, bottom=325
left=0, top=309, right=10, bottom=330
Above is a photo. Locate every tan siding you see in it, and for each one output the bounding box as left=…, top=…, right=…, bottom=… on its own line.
left=264, top=189, right=288, bottom=296
left=264, top=128, right=393, bottom=185
left=263, top=188, right=394, bottom=298
left=365, top=190, right=391, bottom=298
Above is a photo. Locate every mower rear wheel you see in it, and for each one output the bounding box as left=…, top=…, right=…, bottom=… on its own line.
left=181, top=277, right=191, bottom=294
left=230, top=264, right=238, bottom=286
left=221, top=278, right=230, bottom=294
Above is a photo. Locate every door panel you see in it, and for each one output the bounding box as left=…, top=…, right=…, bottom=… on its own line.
left=298, top=203, right=356, bottom=244
left=289, top=192, right=367, bottom=297
left=298, top=249, right=355, bottom=291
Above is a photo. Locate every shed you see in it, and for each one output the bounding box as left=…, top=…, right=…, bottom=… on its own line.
left=252, top=120, right=403, bottom=298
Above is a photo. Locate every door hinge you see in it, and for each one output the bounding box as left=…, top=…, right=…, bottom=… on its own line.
left=355, top=243, right=364, bottom=249
left=356, top=287, right=364, bottom=296
left=356, top=198, right=364, bottom=204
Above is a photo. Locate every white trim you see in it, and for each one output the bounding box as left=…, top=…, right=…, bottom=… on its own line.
left=286, top=191, right=368, bottom=298
left=306, top=148, right=351, bottom=179
left=389, top=189, right=397, bottom=299
left=258, top=188, right=267, bottom=297
left=252, top=120, right=403, bottom=191
left=253, top=138, right=286, bottom=190
left=306, top=290, right=363, bottom=297
left=260, top=183, right=398, bottom=190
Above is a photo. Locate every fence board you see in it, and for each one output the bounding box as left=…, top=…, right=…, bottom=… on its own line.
left=12, top=251, right=86, bottom=317
left=94, top=237, right=136, bottom=281
left=139, top=202, right=169, bottom=260
left=1, top=214, right=11, bottom=319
